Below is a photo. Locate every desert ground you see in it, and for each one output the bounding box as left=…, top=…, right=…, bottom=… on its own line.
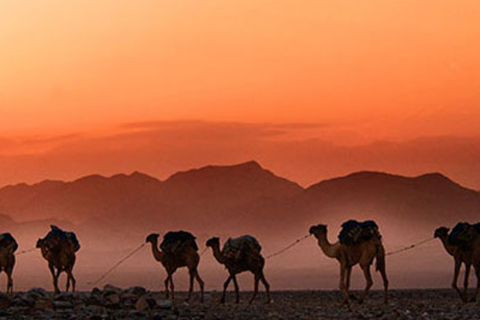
left=0, top=287, right=479, bottom=320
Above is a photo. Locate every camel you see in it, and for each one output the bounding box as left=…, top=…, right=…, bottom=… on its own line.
left=0, top=233, right=18, bottom=295
left=434, top=226, right=480, bottom=302
left=36, top=226, right=80, bottom=293
left=205, top=236, right=271, bottom=304
left=145, top=232, right=204, bottom=302
left=309, top=224, right=389, bottom=304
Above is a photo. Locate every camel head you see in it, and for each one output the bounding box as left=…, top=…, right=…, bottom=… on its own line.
left=309, top=224, right=327, bottom=238
left=206, top=237, right=220, bottom=248
left=36, top=238, right=44, bottom=248
left=145, top=233, right=160, bottom=244
left=434, top=227, right=450, bottom=239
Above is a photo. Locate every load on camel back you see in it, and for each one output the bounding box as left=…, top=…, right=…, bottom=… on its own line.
left=44, top=225, right=81, bottom=252
left=222, top=235, right=262, bottom=263
left=338, top=220, right=382, bottom=246
left=448, top=222, right=480, bottom=249
left=0, top=233, right=18, bottom=253
left=160, top=231, right=198, bottom=255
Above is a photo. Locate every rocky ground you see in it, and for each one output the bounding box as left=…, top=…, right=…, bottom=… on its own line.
left=0, top=287, right=479, bottom=320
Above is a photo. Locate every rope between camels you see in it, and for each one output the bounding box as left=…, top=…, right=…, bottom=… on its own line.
left=385, top=237, right=434, bottom=257
left=88, top=243, right=146, bottom=287
left=15, top=248, right=37, bottom=256
left=265, top=234, right=312, bottom=259
left=199, top=247, right=209, bottom=257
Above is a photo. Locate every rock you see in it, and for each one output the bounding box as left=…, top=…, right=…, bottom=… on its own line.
left=0, top=293, right=11, bottom=309
left=124, top=286, right=147, bottom=297
left=156, top=299, right=173, bottom=309
left=105, top=293, right=121, bottom=306
left=103, top=284, right=122, bottom=294
left=34, top=298, right=54, bottom=310
left=28, top=287, right=48, bottom=297
left=135, top=295, right=152, bottom=311
left=85, top=304, right=105, bottom=314
left=54, top=292, right=75, bottom=301
left=91, top=287, right=102, bottom=296
left=53, top=300, right=74, bottom=309
left=86, top=294, right=103, bottom=306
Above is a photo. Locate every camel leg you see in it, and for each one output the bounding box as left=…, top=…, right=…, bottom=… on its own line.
left=193, top=270, right=205, bottom=303
left=375, top=244, right=389, bottom=304
left=452, top=259, right=464, bottom=301
left=249, top=273, right=260, bottom=304
left=260, top=272, right=271, bottom=304
left=463, top=263, right=471, bottom=302
left=186, top=269, right=195, bottom=302
left=66, top=269, right=76, bottom=293
left=232, top=275, right=240, bottom=304
left=359, top=264, right=373, bottom=304
left=221, top=275, right=233, bottom=304
left=164, top=275, right=171, bottom=299
left=378, top=260, right=389, bottom=304
left=470, top=266, right=480, bottom=302
left=346, top=266, right=356, bottom=300
left=339, top=264, right=349, bottom=305
left=169, top=274, right=175, bottom=300
left=6, top=268, right=13, bottom=296
left=66, top=272, right=70, bottom=292
left=49, top=264, right=61, bottom=294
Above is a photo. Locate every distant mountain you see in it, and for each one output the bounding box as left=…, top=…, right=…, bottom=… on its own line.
left=0, top=161, right=303, bottom=230
left=162, top=161, right=303, bottom=218
left=0, top=163, right=479, bottom=244
left=288, top=171, right=480, bottom=238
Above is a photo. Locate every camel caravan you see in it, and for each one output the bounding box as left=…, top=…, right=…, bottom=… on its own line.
left=1, top=221, right=480, bottom=305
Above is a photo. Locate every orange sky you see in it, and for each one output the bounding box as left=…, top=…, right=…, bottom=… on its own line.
left=1, top=0, right=480, bottom=185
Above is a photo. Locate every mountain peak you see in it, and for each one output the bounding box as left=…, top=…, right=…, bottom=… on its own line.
left=234, top=160, right=263, bottom=169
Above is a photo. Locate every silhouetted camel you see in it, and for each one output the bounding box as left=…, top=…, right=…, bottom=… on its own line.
left=310, top=224, right=388, bottom=304
left=206, top=236, right=271, bottom=304
left=434, top=226, right=480, bottom=302
left=0, top=233, right=18, bottom=295
left=146, top=232, right=204, bottom=302
left=37, top=225, right=80, bottom=293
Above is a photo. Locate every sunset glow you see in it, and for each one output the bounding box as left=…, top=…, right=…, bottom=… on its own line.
left=1, top=0, right=480, bottom=301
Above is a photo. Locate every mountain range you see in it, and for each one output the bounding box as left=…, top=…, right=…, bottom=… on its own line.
left=1, top=160, right=479, bottom=290
left=1, top=160, right=479, bottom=248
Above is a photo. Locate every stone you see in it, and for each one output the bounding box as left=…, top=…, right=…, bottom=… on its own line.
left=156, top=299, right=173, bottom=310
left=124, top=286, right=147, bottom=297
left=53, top=300, right=74, bottom=309
left=34, top=298, right=54, bottom=310
left=0, top=293, right=11, bottom=309
left=135, top=295, right=152, bottom=311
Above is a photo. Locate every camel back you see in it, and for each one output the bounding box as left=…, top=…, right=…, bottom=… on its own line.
left=0, top=233, right=18, bottom=253
left=160, top=231, right=198, bottom=254
left=449, top=222, right=480, bottom=248
left=222, top=235, right=262, bottom=262
left=338, top=220, right=382, bottom=246
left=44, top=225, right=81, bottom=252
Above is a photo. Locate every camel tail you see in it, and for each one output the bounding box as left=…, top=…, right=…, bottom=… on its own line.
left=375, top=244, right=386, bottom=272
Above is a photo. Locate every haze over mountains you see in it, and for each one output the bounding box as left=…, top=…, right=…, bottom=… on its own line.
left=1, top=161, right=479, bottom=290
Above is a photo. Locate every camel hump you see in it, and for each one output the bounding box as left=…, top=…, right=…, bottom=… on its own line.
left=0, top=233, right=18, bottom=253
left=449, top=222, right=480, bottom=247
left=160, top=230, right=198, bottom=254
left=46, top=225, right=81, bottom=252
left=338, top=220, right=381, bottom=246
left=223, top=235, right=262, bottom=260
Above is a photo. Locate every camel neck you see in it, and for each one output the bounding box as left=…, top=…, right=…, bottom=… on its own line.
left=438, top=235, right=456, bottom=257
left=210, top=244, right=225, bottom=264
left=316, top=233, right=339, bottom=259
left=149, top=240, right=164, bottom=262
